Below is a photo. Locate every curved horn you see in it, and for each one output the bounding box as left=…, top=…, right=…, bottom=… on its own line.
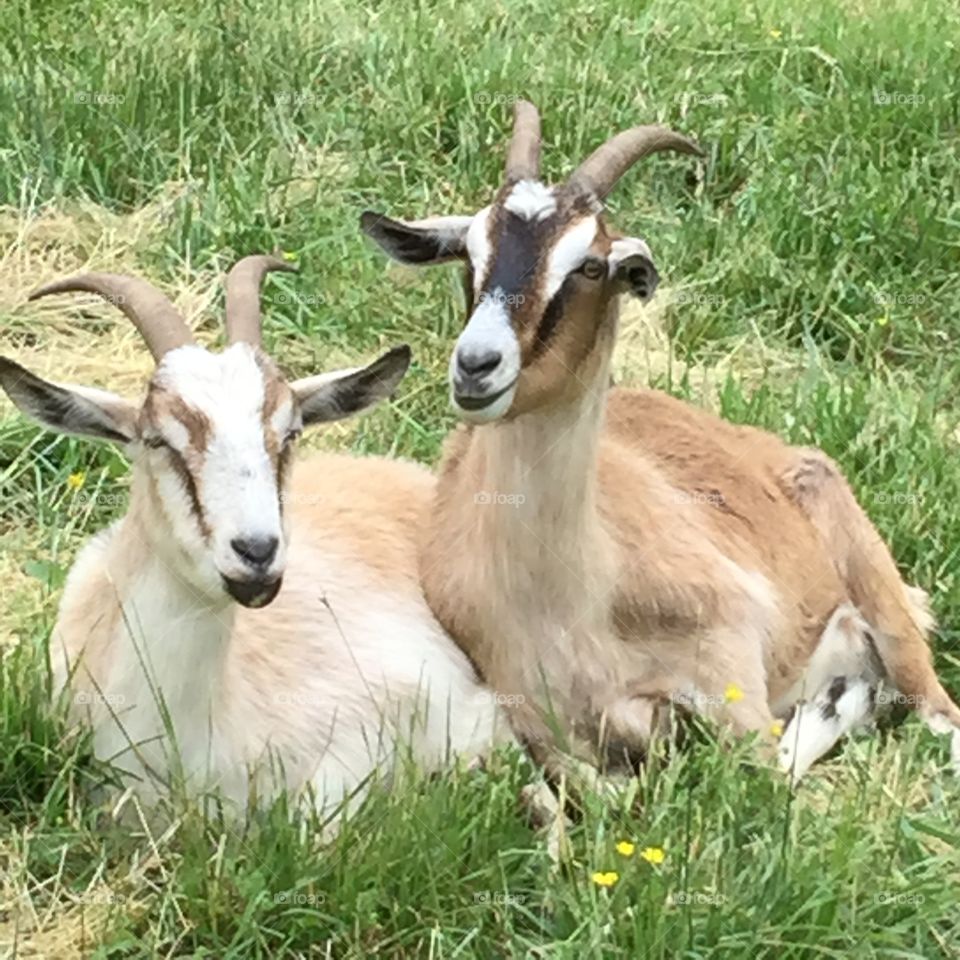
left=504, top=99, right=542, bottom=182
left=224, top=254, right=298, bottom=347
left=567, top=125, right=704, bottom=200
left=28, top=273, right=193, bottom=361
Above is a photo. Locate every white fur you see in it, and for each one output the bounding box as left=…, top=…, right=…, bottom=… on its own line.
left=56, top=521, right=505, bottom=817
left=771, top=604, right=878, bottom=716
left=779, top=677, right=874, bottom=784
left=44, top=342, right=510, bottom=825
left=465, top=207, right=493, bottom=290
left=406, top=215, right=474, bottom=256
left=543, top=217, right=598, bottom=300
left=774, top=605, right=882, bottom=783
left=504, top=180, right=557, bottom=222
left=450, top=294, right=521, bottom=422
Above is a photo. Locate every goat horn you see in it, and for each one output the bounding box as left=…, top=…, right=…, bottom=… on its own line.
left=567, top=125, right=704, bottom=200
left=504, top=99, right=542, bottom=182
left=28, top=273, right=193, bottom=361
left=224, top=253, right=298, bottom=347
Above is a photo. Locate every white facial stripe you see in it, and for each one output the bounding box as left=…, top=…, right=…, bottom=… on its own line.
left=157, top=414, right=190, bottom=453
left=543, top=217, right=599, bottom=302
left=504, top=180, right=557, bottom=222
left=270, top=395, right=295, bottom=435
left=466, top=206, right=493, bottom=289
left=451, top=296, right=521, bottom=392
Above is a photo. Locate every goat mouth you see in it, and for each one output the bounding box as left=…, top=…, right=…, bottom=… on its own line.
left=453, top=380, right=517, bottom=412
left=222, top=575, right=283, bottom=608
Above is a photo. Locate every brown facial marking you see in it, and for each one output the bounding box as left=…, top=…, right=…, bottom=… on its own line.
left=169, top=396, right=211, bottom=451
left=166, top=446, right=211, bottom=538
left=143, top=387, right=212, bottom=452
left=139, top=386, right=215, bottom=537
left=253, top=350, right=296, bottom=501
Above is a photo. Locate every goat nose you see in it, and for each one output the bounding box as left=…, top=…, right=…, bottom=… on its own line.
left=456, top=348, right=503, bottom=378
left=231, top=535, right=279, bottom=568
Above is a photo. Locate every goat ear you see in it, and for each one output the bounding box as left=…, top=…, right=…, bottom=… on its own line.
left=290, top=345, right=412, bottom=426
left=609, top=237, right=660, bottom=303
left=0, top=357, right=138, bottom=443
left=360, top=211, right=471, bottom=265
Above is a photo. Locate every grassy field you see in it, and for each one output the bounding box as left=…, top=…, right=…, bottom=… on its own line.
left=1, top=0, right=960, bottom=955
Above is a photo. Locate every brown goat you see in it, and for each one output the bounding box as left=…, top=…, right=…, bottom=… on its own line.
left=361, top=101, right=960, bottom=785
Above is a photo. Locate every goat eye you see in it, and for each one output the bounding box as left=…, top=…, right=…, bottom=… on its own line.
left=578, top=257, right=606, bottom=280
left=282, top=428, right=302, bottom=447
left=143, top=436, right=168, bottom=450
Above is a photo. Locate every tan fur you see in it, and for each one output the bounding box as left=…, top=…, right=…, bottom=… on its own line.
left=31, top=339, right=507, bottom=818
left=53, top=452, right=506, bottom=814
left=422, top=229, right=960, bottom=769
left=362, top=114, right=960, bottom=782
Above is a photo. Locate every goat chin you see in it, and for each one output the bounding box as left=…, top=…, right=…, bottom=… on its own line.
left=50, top=453, right=511, bottom=828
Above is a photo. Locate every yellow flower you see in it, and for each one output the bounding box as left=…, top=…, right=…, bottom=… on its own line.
left=769, top=28, right=783, bottom=39
left=877, top=314, right=889, bottom=327
left=724, top=683, right=745, bottom=703
left=67, top=471, right=86, bottom=490
left=616, top=841, right=635, bottom=857
left=641, top=847, right=665, bottom=865
left=770, top=720, right=784, bottom=737
left=591, top=871, right=619, bottom=887
left=282, top=250, right=299, bottom=262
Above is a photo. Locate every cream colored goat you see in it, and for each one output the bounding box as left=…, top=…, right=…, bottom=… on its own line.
left=0, top=257, right=505, bottom=823
left=362, top=102, right=960, bottom=784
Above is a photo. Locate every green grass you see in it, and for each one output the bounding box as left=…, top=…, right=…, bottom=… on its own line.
left=2, top=0, right=960, bottom=954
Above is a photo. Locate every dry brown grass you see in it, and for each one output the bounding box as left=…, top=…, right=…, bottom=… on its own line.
left=613, top=290, right=803, bottom=403
left=0, top=801, right=182, bottom=958
left=0, top=183, right=225, bottom=395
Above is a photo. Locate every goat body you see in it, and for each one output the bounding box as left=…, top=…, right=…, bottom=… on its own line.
left=56, top=445, right=503, bottom=815
left=423, top=371, right=958, bottom=771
